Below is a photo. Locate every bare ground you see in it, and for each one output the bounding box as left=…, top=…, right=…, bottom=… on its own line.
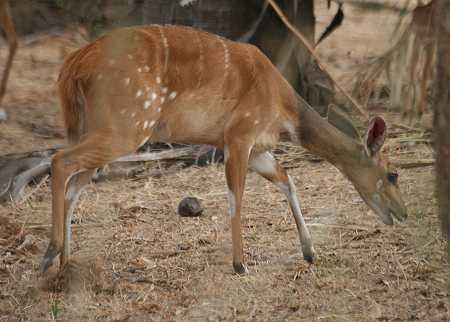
left=0, top=3, right=449, bottom=322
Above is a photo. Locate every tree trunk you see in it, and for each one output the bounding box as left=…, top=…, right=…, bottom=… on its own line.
left=434, top=0, right=450, bottom=259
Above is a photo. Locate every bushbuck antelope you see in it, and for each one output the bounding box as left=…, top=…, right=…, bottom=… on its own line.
left=40, top=25, right=407, bottom=274
left=0, top=0, right=17, bottom=109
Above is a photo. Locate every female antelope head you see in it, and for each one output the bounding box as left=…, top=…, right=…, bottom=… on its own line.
left=347, top=117, right=407, bottom=225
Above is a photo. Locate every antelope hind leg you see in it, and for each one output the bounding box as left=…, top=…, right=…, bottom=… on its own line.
left=41, top=138, right=133, bottom=273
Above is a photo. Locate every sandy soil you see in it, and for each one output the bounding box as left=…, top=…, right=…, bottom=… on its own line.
left=0, top=2, right=448, bottom=322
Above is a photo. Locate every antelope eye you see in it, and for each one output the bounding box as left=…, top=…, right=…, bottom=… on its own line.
left=387, top=171, right=398, bottom=184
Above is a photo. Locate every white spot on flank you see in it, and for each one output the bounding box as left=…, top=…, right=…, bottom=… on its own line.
left=160, top=97, right=165, bottom=104
left=244, top=112, right=251, bottom=118
left=109, top=59, right=116, bottom=65
left=97, top=73, right=103, bottom=80
left=137, top=67, right=142, bottom=73
left=136, top=121, right=140, bottom=126
left=145, top=86, right=151, bottom=92
left=128, top=54, right=133, bottom=60
left=169, top=92, right=177, bottom=100
left=136, top=89, right=143, bottom=98
left=157, top=107, right=161, bottom=113
left=156, top=77, right=161, bottom=84
left=131, top=112, right=136, bottom=118
left=144, top=65, right=150, bottom=72
left=162, top=87, right=168, bottom=94
left=120, top=109, right=126, bottom=114
left=254, top=120, right=260, bottom=125
left=144, top=100, right=152, bottom=110
left=227, top=190, right=236, bottom=217
left=143, top=121, right=149, bottom=129
left=149, top=120, right=156, bottom=128
left=124, top=78, right=130, bottom=86
left=152, top=93, right=158, bottom=100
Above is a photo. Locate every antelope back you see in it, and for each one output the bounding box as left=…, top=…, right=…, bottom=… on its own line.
left=59, top=25, right=294, bottom=151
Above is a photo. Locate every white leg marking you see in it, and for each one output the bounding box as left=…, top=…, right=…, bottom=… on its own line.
left=249, top=152, right=277, bottom=175
left=283, top=175, right=314, bottom=258
left=227, top=190, right=236, bottom=217
left=64, top=169, right=91, bottom=258
left=224, top=146, right=230, bottom=163
left=284, top=176, right=307, bottom=228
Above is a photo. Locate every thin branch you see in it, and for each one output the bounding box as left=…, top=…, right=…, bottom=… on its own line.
left=267, top=0, right=369, bottom=120
left=114, top=147, right=195, bottom=162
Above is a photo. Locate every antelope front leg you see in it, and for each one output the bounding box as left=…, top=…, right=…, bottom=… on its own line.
left=224, top=141, right=252, bottom=275
left=249, top=152, right=315, bottom=263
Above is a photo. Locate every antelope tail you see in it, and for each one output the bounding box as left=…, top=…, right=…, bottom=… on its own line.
left=57, top=40, right=101, bottom=144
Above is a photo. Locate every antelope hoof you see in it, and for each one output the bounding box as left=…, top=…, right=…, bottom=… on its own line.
left=40, top=242, right=61, bottom=273
left=302, top=245, right=315, bottom=264
left=233, top=261, right=249, bottom=275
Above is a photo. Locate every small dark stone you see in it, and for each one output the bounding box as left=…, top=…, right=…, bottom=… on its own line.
left=176, top=243, right=191, bottom=251
left=178, top=197, right=203, bottom=217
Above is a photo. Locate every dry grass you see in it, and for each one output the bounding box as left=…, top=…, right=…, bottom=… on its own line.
left=0, top=140, right=448, bottom=321
left=0, top=3, right=449, bottom=322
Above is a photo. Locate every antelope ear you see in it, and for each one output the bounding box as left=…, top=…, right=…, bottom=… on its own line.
left=364, top=116, right=386, bottom=156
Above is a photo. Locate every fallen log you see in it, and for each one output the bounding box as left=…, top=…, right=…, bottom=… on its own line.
left=0, top=144, right=223, bottom=203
